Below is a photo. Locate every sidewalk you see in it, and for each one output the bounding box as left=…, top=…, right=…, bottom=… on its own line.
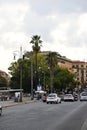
left=0, top=97, right=36, bottom=108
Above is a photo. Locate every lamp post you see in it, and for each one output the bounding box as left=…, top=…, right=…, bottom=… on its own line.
left=31, top=60, right=33, bottom=100
left=13, top=46, right=23, bottom=102
left=19, top=46, right=23, bottom=102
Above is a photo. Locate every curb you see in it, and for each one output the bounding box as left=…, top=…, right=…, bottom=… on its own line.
left=2, top=100, right=37, bottom=108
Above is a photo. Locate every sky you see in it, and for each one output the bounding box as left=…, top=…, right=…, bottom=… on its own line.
left=0, top=0, right=87, bottom=74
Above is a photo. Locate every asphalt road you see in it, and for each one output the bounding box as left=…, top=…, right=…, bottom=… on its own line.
left=0, top=101, right=87, bottom=130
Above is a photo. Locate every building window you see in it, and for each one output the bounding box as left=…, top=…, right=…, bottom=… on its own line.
left=72, top=65, right=75, bottom=68
left=81, top=65, right=84, bottom=67
left=76, top=65, right=79, bottom=68
left=61, top=61, right=65, bottom=64
left=77, top=78, right=79, bottom=80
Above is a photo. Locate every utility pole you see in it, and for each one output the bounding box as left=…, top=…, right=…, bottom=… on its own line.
left=19, top=46, right=23, bottom=102
left=13, top=46, right=23, bottom=102
left=50, top=69, right=53, bottom=93
left=31, top=60, right=33, bottom=100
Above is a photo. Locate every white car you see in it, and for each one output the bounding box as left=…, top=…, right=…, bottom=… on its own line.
left=80, top=92, right=87, bottom=101
left=63, top=94, right=74, bottom=101
left=0, top=105, right=2, bottom=116
left=46, top=93, right=61, bottom=104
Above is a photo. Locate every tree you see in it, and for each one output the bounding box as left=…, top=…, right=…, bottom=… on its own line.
left=46, top=52, right=58, bottom=93
left=54, top=66, right=75, bottom=92
left=0, top=75, right=8, bottom=87
left=30, top=35, right=42, bottom=90
left=8, top=59, right=31, bottom=93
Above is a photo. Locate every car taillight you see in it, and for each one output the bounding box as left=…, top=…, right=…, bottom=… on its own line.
left=72, top=96, right=74, bottom=99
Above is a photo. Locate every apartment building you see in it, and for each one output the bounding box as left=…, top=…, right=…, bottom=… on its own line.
left=72, top=61, right=87, bottom=85
left=58, top=55, right=73, bottom=72
left=40, top=51, right=73, bottom=72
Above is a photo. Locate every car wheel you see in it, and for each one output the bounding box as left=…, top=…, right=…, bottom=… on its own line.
left=56, top=101, right=58, bottom=104
left=59, top=100, right=61, bottom=103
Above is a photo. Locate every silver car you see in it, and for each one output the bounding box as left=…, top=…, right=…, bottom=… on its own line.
left=63, top=94, right=74, bottom=101
left=80, top=92, right=87, bottom=101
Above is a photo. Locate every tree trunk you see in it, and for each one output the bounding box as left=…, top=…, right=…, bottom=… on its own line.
left=35, top=53, right=38, bottom=90
left=50, top=69, right=53, bottom=93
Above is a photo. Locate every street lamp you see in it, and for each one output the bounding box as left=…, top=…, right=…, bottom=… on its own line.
left=19, top=47, right=23, bottom=102
left=13, top=46, right=23, bottom=102
left=30, top=60, right=34, bottom=100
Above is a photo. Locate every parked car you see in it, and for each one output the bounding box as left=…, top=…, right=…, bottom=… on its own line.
left=80, top=92, right=87, bottom=101
left=63, top=94, right=74, bottom=101
left=46, top=93, right=61, bottom=104
left=0, top=105, right=2, bottom=116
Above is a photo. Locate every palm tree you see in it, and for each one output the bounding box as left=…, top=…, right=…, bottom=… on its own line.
left=46, top=52, right=58, bottom=93
left=30, top=35, right=42, bottom=90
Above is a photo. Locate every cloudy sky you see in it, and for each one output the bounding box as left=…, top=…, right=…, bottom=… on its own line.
left=0, top=0, right=87, bottom=73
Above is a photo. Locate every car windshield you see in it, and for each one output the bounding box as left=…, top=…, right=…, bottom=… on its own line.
left=65, top=94, right=72, bottom=97
left=81, top=93, right=87, bottom=96
left=48, top=94, right=56, bottom=97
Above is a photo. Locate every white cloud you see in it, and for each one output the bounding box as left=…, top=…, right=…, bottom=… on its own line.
left=79, top=13, right=87, bottom=29
left=0, top=0, right=87, bottom=73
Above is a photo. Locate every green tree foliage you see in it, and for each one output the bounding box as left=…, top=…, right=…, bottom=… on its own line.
left=0, top=75, right=8, bottom=87
left=54, top=66, right=75, bottom=92
left=30, top=35, right=42, bottom=53
left=8, top=59, right=31, bottom=92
